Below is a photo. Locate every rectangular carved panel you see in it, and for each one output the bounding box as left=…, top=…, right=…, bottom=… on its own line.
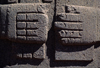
left=7, top=4, right=49, bottom=43
left=0, top=0, right=54, bottom=66
left=16, top=13, right=47, bottom=43
left=54, top=0, right=99, bottom=63
left=55, top=5, right=97, bottom=45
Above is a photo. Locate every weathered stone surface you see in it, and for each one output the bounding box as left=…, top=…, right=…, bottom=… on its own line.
left=55, top=44, right=94, bottom=61
left=0, top=5, right=9, bottom=38
left=54, top=0, right=100, bottom=68
left=20, top=0, right=41, bottom=3
left=43, top=0, right=53, bottom=2
left=0, top=0, right=54, bottom=68
left=33, top=44, right=46, bottom=59
left=12, top=43, right=46, bottom=59
left=19, top=0, right=53, bottom=3
left=1, top=0, right=100, bottom=68
left=8, top=0, right=18, bottom=3
left=8, top=4, right=49, bottom=43
left=55, top=5, right=100, bottom=45
left=0, top=4, right=50, bottom=43
left=4, top=65, right=49, bottom=68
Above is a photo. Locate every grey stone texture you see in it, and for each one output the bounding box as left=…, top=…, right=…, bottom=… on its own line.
left=0, top=3, right=52, bottom=43
left=12, top=43, right=46, bottom=59
left=7, top=4, right=49, bottom=43
left=0, top=0, right=100, bottom=68
left=55, top=45, right=94, bottom=61
left=55, top=2, right=100, bottom=45
left=54, top=0, right=100, bottom=68
left=8, top=0, right=18, bottom=3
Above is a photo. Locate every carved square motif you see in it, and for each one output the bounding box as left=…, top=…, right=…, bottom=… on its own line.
left=55, top=5, right=97, bottom=45
left=7, top=4, right=49, bottom=43
left=54, top=0, right=98, bottom=61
